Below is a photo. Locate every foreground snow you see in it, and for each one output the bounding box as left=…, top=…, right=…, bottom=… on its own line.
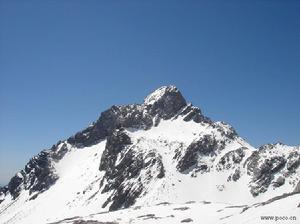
left=50, top=193, right=300, bottom=224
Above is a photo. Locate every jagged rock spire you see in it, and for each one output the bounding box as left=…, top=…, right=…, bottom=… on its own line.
left=143, top=85, right=187, bottom=119
left=144, top=86, right=185, bottom=105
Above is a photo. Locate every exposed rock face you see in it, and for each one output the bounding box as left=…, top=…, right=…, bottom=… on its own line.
left=216, top=147, right=246, bottom=171
left=67, top=104, right=153, bottom=148
left=5, top=142, right=69, bottom=200
left=176, top=135, right=225, bottom=173
left=181, top=105, right=202, bottom=123
left=24, top=150, right=59, bottom=196
left=248, top=156, right=286, bottom=196
left=273, top=176, right=285, bottom=188
left=293, top=180, right=300, bottom=193
left=246, top=143, right=300, bottom=196
left=99, top=129, right=132, bottom=172
left=99, top=129, right=165, bottom=211
left=0, top=186, right=8, bottom=196
left=7, top=173, right=24, bottom=199
left=287, top=151, right=300, bottom=172
left=212, top=121, right=238, bottom=140
left=232, top=168, right=241, bottom=181
left=0, top=186, right=8, bottom=204
left=68, top=86, right=190, bottom=147
left=144, top=86, right=187, bottom=120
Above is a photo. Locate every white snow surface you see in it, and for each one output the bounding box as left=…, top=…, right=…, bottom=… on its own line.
left=49, top=193, right=300, bottom=224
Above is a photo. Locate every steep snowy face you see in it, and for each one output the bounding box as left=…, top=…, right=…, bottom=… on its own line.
left=0, top=85, right=299, bottom=224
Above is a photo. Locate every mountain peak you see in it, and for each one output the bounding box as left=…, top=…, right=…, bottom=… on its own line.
left=144, top=85, right=183, bottom=105
left=143, top=85, right=187, bottom=119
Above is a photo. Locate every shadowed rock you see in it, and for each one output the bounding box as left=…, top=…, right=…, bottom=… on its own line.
left=176, top=135, right=224, bottom=173
left=68, top=86, right=188, bottom=147
left=217, top=147, right=246, bottom=171
left=99, top=129, right=165, bottom=211
left=248, top=154, right=286, bottom=196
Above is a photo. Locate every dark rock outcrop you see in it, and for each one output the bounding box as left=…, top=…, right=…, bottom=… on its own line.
left=68, top=104, right=153, bottom=148
left=68, top=86, right=189, bottom=148
left=0, top=186, right=8, bottom=201
left=178, top=104, right=211, bottom=124
left=232, top=168, right=241, bottom=181
left=143, top=86, right=187, bottom=120
left=293, top=180, right=300, bottom=193
left=212, top=121, right=238, bottom=140
left=3, top=142, right=68, bottom=200
left=287, top=151, right=300, bottom=172
left=7, top=173, right=24, bottom=199
left=99, top=129, right=132, bottom=173
left=176, top=135, right=224, bottom=173
left=227, top=168, right=241, bottom=182
left=246, top=144, right=300, bottom=196
left=248, top=156, right=286, bottom=196
left=0, top=192, right=6, bottom=204
left=216, top=147, right=246, bottom=171
left=99, top=129, right=165, bottom=211
left=24, top=150, right=59, bottom=195
left=181, top=218, right=193, bottom=223
left=273, top=176, right=285, bottom=188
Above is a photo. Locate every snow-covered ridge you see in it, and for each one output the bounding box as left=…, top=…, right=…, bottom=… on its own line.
left=0, top=85, right=299, bottom=224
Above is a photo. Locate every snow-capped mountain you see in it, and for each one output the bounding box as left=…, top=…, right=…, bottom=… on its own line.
left=0, top=86, right=299, bottom=224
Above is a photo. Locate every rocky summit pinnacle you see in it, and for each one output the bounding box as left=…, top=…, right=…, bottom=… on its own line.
left=143, top=85, right=187, bottom=120
left=144, top=85, right=186, bottom=106
left=0, top=85, right=299, bottom=224
left=66, top=86, right=199, bottom=147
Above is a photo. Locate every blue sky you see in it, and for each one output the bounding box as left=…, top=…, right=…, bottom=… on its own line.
left=0, top=0, right=299, bottom=185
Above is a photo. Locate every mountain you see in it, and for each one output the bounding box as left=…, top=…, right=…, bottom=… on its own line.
left=0, top=86, right=299, bottom=224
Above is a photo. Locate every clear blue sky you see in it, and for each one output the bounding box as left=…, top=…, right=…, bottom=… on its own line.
left=0, top=0, right=299, bottom=185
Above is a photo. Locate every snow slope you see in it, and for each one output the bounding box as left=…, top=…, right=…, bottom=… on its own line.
left=47, top=193, right=300, bottom=224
